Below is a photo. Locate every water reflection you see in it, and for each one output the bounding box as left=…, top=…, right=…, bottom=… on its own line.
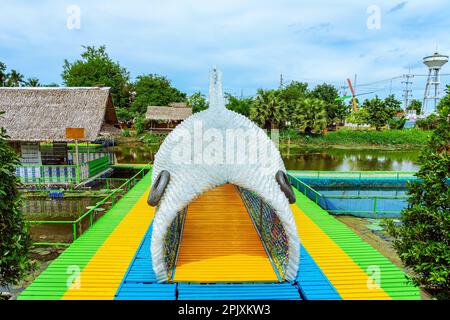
left=282, top=147, right=420, bottom=171
left=113, top=143, right=420, bottom=171
left=22, top=197, right=102, bottom=219
left=112, top=144, right=158, bottom=164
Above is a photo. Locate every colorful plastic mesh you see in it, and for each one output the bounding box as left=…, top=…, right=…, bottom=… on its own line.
left=164, top=208, right=186, bottom=278
left=238, top=187, right=289, bottom=279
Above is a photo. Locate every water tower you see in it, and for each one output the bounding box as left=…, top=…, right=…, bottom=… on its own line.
left=423, top=52, right=448, bottom=114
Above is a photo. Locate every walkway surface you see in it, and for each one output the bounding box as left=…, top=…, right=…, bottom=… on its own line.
left=292, top=189, right=420, bottom=300
left=173, top=184, right=278, bottom=282
left=18, top=173, right=153, bottom=300
left=19, top=175, right=420, bottom=300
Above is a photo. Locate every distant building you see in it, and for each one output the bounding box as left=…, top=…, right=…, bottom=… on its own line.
left=145, top=102, right=192, bottom=132
left=0, top=87, right=120, bottom=165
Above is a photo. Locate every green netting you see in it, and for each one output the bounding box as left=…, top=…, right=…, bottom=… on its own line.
left=288, top=175, right=411, bottom=217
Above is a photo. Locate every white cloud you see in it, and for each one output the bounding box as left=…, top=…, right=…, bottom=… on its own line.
left=0, top=0, right=449, bottom=99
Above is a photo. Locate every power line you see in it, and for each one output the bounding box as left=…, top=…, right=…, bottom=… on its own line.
left=355, top=76, right=403, bottom=88
left=402, top=71, right=414, bottom=110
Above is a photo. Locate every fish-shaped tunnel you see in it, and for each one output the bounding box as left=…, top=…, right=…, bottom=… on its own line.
left=149, top=68, right=300, bottom=283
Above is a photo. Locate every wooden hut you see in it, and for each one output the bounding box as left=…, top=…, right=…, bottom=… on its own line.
left=0, top=87, right=120, bottom=165
left=145, top=102, right=192, bottom=132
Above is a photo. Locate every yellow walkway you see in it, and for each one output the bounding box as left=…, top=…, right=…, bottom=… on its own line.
left=173, top=184, right=278, bottom=282
left=63, top=188, right=155, bottom=300
left=290, top=205, right=391, bottom=300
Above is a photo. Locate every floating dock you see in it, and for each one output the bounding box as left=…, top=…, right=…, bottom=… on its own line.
left=19, top=172, right=420, bottom=300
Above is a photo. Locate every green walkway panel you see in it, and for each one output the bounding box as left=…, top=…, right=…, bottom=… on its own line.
left=293, top=189, right=420, bottom=300
left=18, top=173, right=152, bottom=300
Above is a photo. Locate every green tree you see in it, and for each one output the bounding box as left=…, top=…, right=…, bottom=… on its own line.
left=384, top=94, right=403, bottom=114
left=131, top=74, right=186, bottom=114
left=25, top=77, right=41, bottom=87
left=250, top=89, right=287, bottom=130
left=187, top=92, right=208, bottom=113
left=115, top=107, right=136, bottom=122
left=292, top=98, right=327, bottom=134
left=62, top=45, right=131, bottom=109
left=345, top=107, right=370, bottom=125
left=363, top=96, right=396, bottom=130
left=310, top=83, right=347, bottom=126
left=225, top=93, right=253, bottom=117
left=386, top=86, right=450, bottom=299
left=408, top=99, right=422, bottom=115
left=45, top=83, right=60, bottom=87
left=0, top=62, right=7, bottom=86
left=6, top=69, right=24, bottom=87
left=0, top=113, right=34, bottom=287
left=279, top=81, right=309, bottom=107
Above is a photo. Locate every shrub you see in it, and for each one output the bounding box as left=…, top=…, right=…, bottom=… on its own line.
left=386, top=87, right=450, bottom=299
left=0, top=114, right=34, bottom=286
left=134, top=115, right=146, bottom=135
left=345, top=107, right=370, bottom=125
left=141, top=133, right=166, bottom=145
left=388, top=116, right=407, bottom=130
left=416, top=114, right=439, bottom=130
left=318, top=129, right=430, bottom=146
left=122, top=129, right=131, bottom=137
left=280, top=128, right=300, bottom=140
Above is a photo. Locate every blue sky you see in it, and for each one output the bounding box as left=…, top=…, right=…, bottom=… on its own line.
left=1, top=0, right=449, bottom=101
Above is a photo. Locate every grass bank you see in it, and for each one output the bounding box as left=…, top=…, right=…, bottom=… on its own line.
left=281, top=129, right=431, bottom=149
left=128, top=128, right=431, bottom=151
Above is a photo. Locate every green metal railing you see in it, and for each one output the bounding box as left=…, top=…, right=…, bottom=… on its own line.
left=288, top=170, right=417, bottom=180
left=289, top=175, right=322, bottom=203
left=88, top=156, right=110, bottom=177
left=18, top=164, right=78, bottom=185
left=25, top=167, right=149, bottom=246
left=17, top=156, right=111, bottom=186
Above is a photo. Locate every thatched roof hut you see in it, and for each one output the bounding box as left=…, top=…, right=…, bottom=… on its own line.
left=145, top=104, right=192, bottom=122
left=0, top=87, right=120, bottom=142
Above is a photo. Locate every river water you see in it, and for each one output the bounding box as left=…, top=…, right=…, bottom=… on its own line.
left=113, top=144, right=421, bottom=171
left=282, top=147, right=420, bottom=171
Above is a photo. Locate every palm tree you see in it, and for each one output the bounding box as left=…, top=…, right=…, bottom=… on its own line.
left=293, top=98, right=327, bottom=134
left=250, top=89, right=287, bottom=130
left=25, top=77, right=41, bottom=87
left=7, top=69, right=25, bottom=87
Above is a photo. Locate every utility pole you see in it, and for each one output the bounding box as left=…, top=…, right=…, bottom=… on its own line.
left=402, top=71, right=414, bottom=111
left=339, top=85, right=348, bottom=97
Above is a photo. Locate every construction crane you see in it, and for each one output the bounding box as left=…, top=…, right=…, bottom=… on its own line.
left=347, top=78, right=358, bottom=112
left=334, top=78, right=358, bottom=112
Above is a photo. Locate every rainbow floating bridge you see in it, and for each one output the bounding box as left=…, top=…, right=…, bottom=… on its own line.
left=19, top=70, right=420, bottom=300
